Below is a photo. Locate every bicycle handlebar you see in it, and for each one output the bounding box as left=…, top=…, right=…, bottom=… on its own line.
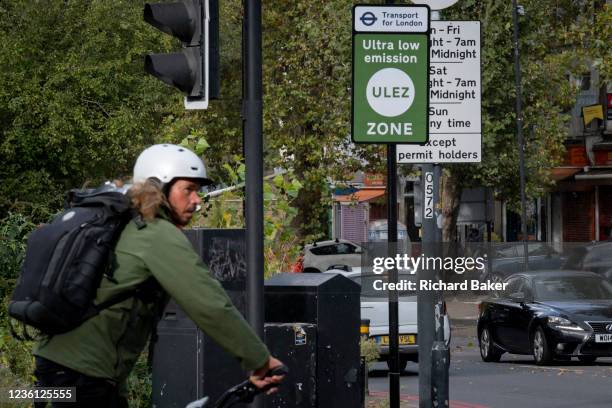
left=185, top=365, right=289, bottom=408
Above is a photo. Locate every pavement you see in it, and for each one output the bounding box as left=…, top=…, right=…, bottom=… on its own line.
left=446, top=295, right=484, bottom=325
left=366, top=391, right=489, bottom=408
left=364, top=296, right=483, bottom=408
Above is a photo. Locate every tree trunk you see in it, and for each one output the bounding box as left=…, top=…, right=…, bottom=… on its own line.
left=441, top=171, right=462, bottom=242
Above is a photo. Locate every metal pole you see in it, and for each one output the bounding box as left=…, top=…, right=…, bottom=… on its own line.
left=418, top=8, right=448, bottom=407
left=383, top=0, right=400, bottom=402
left=387, top=144, right=400, bottom=408
left=419, top=163, right=435, bottom=408
left=243, top=2, right=265, bottom=407
left=511, top=0, right=529, bottom=270
left=430, top=163, right=449, bottom=408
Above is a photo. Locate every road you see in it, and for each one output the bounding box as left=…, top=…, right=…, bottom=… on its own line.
left=368, top=321, right=612, bottom=408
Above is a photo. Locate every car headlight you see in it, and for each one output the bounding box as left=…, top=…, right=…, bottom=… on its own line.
left=547, top=316, right=585, bottom=331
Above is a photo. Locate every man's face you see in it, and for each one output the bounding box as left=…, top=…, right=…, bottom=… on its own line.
left=167, top=179, right=202, bottom=227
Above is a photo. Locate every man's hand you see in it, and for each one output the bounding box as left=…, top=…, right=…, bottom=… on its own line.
left=249, top=356, right=285, bottom=395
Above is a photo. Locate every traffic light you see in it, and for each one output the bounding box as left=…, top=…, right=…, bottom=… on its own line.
left=144, top=0, right=219, bottom=109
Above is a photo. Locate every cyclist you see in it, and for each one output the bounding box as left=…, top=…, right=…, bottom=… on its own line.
left=33, top=144, right=283, bottom=407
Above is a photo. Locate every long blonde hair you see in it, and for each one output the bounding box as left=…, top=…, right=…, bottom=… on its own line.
left=128, top=179, right=168, bottom=221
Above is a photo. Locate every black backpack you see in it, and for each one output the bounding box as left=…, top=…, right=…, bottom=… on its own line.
left=8, top=183, right=159, bottom=339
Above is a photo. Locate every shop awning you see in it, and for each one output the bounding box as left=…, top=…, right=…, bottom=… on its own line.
left=574, top=169, right=612, bottom=180
left=334, top=188, right=385, bottom=203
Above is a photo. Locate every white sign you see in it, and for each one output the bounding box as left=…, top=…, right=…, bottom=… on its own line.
left=411, top=0, right=460, bottom=11
left=366, top=68, right=416, bottom=117
left=424, top=172, right=434, bottom=219
left=398, top=21, right=481, bottom=163
left=354, top=5, right=429, bottom=33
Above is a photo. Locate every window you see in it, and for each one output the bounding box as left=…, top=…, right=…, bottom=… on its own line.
left=336, top=243, right=357, bottom=254
left=579, top=73, right=591, bottom=91
left=504, top=277, right=532, bottom=301
left=504, top=277, right=522, bottom=297
left=534, top=276, right=612, bottom=301
left=309, top=245, right=337, bottom=256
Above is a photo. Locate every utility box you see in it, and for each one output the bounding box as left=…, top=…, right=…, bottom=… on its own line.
left=264, top=323, right=317, bottom=408
left=152, top=229, right=247, bottom=408
left=265, top=273, right=361, bottom=408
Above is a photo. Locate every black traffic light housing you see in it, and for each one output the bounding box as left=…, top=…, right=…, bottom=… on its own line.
left=144, top=0, right=219, bottom=108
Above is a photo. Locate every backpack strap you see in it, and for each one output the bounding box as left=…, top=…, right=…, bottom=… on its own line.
left=83, top=277, right=162, bottom=320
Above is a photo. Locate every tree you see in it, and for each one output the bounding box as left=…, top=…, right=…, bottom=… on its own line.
left=438, top=0, right=611, bottom=241
left=0, top=0, right=179, bottom=220
left=186, top=0, right=386, bottom=240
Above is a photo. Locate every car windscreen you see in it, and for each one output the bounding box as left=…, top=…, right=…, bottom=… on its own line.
left=534, top=276, right=612, bottom=301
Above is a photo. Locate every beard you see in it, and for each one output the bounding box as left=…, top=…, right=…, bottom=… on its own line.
left=170, top=206, right=196, bottom=227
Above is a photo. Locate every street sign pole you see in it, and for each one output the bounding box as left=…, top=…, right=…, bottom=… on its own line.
left=419, top=162, right=435, bottom=408
left=351, top=6, right=430, bottom=407
left=430, top=161, right=449, bottom=407
left=387, top=142, right=400, bottom=408
left=512, top=0, right=529, bottom=270
left=414, top=7, right=451, bottom=408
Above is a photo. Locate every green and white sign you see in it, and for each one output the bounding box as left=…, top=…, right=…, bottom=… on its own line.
left=352, top=5, right=430, bottom=144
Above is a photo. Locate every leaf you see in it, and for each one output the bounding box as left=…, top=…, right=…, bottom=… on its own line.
left=273, top=174, right=284, bottom=188
left=195, top=137, right=210, bottom=155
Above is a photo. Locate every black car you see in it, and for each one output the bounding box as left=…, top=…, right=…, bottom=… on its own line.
left=482, top=243, right=565, bottom=284
left=563, top=242, right=612, bottom=281
left=478, top=271, right=612, bottom=365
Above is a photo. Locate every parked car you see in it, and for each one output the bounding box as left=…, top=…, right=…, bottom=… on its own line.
left=563, top=242, right=612, bottom=281
left=298, top=239, right=362, bottom=273
left=478, top=270, right=612, bottom=365
left=480, top=242, right=565, bottom=284
left=367, top=220, right=409, bottom=242
left=326, top=268, right=451, bottom=371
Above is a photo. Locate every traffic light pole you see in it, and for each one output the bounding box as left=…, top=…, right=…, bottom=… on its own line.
left=387, top=145, right=400, bottom=408
left=242, top=3, right=265, bottom=408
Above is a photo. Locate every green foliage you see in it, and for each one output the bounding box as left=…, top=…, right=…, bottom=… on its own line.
left=0, top=213, right=35, bottom=298
left=0, top=365, right=30, bottom=408
left=0, top=0, right=179, bottom=217
left=0, top=213, right=36, bottom=390
left=193, top=157, right=303, bottom=276
left=0, top=297, right=35, bottom=385
left=127, top=349, right=152, bottom=408
left=441, top=0, right=610, bottom=212
left=360, top=337, right=380, bottom=365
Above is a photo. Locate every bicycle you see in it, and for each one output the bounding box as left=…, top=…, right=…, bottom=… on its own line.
left=185, top=365, right=289, bottom=408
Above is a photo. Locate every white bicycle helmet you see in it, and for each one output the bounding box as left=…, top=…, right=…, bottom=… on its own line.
left=133, top=144, right=213, bottom=187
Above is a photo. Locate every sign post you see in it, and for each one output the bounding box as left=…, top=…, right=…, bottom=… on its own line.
left=352, top=6, right=430, bottom=408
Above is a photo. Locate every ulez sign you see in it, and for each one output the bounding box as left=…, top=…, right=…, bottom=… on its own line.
left=352, top=5, right=430, bottom=144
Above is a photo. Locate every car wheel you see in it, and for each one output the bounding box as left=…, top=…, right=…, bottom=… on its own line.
left=303, top=268, right=321, bottom=273
left=479, top=326, right=503, bottom=362
left=578, top=355, right=597, bottom=364
left=532, top=326, right=553, bottom=365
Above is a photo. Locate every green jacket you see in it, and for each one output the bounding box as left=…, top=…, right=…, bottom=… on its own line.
left=34, top=216, right=270, bottom=383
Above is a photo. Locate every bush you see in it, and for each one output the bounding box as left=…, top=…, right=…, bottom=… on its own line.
left=0, top=213, right=36, bottom=298
left=360, top=337, right=380, bottom=364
